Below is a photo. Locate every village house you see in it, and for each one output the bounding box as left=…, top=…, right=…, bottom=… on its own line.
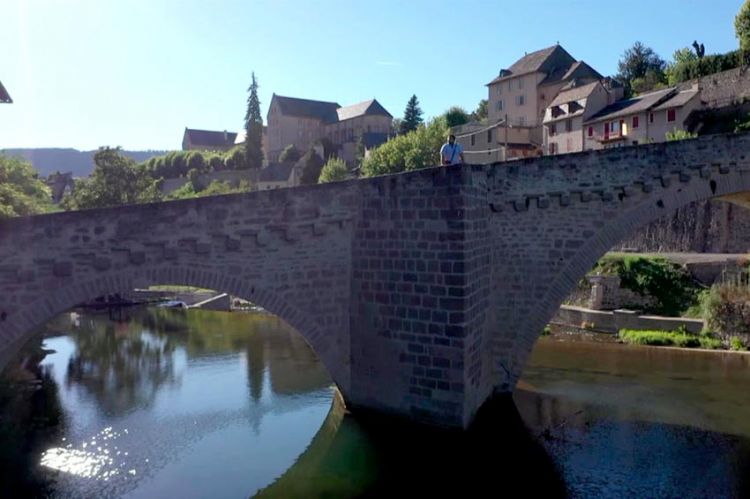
left=543, top=78, right=624, bottom=154
left=45, top=171, right=75, bottom=203
left=455, top=44, right=603, bottom=163
left=266, top=94, right=392, bottom=165
left=182, top=128, right=238, bottom=152
left=581, top=84, right=701, bottom=150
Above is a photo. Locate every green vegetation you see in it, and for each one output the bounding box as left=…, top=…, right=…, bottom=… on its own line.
left=166, top=180, right=252, bottom=200
left=541, top=324, right=551, bottom=336
left=472, top=99, right=488, bottom=121
left=619, top=328, right=722, bottom=349
left=701, top=283, right=750, bottom=340
left=399, top=94, right=424, bottom=135
left=361, top=118, right=448, bottom=177
left=318, top=157, right=350, bottom=183
left=666, top=49, right=741, bottom=86
left=244, top=71, right=264, bottom=169
left=592, top=255, right=701, bottom=316
left=666, top=128, right=698, bottom=141
left=298, top=149, right=325, bottom=185
left=616, top=41, right=667, bottom=96
left=736, top=0, right=750, bottom=52
left=730, top=336, right=747, bottom=351
left=143, top=147, right=246, bottom=180
left=62, top=147, right=162, bottom=210
left=279, top=144, right=301, bottom=163
left=0, top=154, right=53, bottom=218
left=442, top=106, right=471, bottom=128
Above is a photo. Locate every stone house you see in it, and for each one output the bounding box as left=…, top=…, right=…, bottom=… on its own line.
left=182, top=128, right=238, bottom=152
left=543, top=79, right=624, bottom=154
left=45, top=171, right=75, bottom=203
left=455, top=44, right=603, bottom=163
left=267, top=94, right=392, bottom=165
left=582, top=84, right=701, bottom=150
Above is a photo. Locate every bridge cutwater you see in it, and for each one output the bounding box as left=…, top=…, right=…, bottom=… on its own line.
left=1, top=133, right=748, bottom=428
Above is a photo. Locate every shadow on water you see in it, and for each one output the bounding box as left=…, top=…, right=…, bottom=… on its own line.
left=256, top=393, right=568, bottom=498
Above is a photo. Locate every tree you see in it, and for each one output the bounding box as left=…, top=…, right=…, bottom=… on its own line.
left=665, top=47, right=699, bottom=86
left=0, top=154, right=52, bottom=218
left=617, top=42, right=667, bottom=95
left=354, top=134, right=365, bottom=168
left=442, top=106, right=471, bottom=128
left=400, top=94, right=423, bottom=134
left=361, top=118, right=448, bottom=177
left=244, top=72, right=263, bottom=169
left=318, top=157, right=350, bottom=183
left=472, top=99, right=488, bottom=121
left=737, top=0, right=750, bottom=52
left=298, top=149, right=325, bottom=185
left=63, top=147, right=162, bottom=210
left=278, top=144, right=301, bottom=163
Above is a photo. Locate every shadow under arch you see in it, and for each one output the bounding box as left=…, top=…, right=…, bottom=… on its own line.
left=504, top=158, right=750, bottom=389
left=0, top=265, right=349, bottom=395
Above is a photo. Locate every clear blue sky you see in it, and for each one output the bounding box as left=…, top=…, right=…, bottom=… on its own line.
left=0, top=0, right=743, bottom=150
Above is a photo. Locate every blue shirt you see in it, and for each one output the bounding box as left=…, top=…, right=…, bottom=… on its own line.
left=440, top=142, right=463, bottom=165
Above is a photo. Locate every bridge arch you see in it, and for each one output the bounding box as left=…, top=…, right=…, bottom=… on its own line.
left=0, top=264, right=349, bottom=394
left=492, top=145, right=750, bottom=395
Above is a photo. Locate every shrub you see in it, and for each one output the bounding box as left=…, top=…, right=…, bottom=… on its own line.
left=730, top=336, right=747, bottom=351
left=702, top=284, right=750, bottom=344
left=318, top=157, right=350, bottom=183
left=279, top=145, right=301, bottom=163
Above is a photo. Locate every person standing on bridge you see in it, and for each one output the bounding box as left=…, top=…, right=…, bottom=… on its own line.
left=440, top=134, right=464, bottom=166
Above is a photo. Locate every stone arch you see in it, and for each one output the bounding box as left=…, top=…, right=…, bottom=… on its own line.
left=0, top=265, right=349, bottom=394
left=498, top=163, right=750, bottom=392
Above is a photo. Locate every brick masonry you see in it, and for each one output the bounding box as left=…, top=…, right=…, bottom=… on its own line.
left=1, top=132, right=749, bottom=428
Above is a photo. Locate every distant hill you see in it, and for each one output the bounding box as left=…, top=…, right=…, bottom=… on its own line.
left=0, top=148, right=171, bottom=177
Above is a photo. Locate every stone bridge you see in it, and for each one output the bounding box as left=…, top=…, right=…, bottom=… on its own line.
left=1, top=133, right=749, bottom=428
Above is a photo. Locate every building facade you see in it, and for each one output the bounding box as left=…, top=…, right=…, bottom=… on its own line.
left=267, top=95, right=392, bottom=165
left=182, top=128, right=238, bottom=152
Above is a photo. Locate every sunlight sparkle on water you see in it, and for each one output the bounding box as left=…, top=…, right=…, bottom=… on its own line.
left=40, top=426, right=135, bottom=481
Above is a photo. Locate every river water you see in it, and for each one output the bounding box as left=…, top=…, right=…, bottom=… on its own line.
left=2, top=308, right=750, bottom=498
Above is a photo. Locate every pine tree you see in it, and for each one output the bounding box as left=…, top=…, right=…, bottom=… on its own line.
left=244, top=72, right=263, bottom=169
left=399, top=94, right=423, bottom=135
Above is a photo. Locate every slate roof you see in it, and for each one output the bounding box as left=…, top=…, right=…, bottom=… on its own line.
left=0, top=80, right=11, bottom=103
left=549, top=81, right=601, bottom=108
left=487, top=45, right=576, bottom=85
left=585, top=88, right=677, bottom=123
left=273, top=94, right=340, bottom=123
left=336, top=99, right=392, bottom=121
left=652, top=88, right=699, bottom=111
left=184, top=128, right=237, bottom=147
left=258, top=161, right=295, bottom=182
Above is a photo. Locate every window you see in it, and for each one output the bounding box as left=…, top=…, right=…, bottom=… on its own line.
left=518, top=77, right=524, bottom=89
left=565, top=119, right=572, bottom=132
left=549, top=123, right=557, bottom=136
left=507, top=81, right=512, bottom=92
left=496, top=100, right=504, bottom=111
left=516, top=95, right=526, bottom=106
left=471, top=134, right=475, bottom=146
left=588, top=126, right=593, bottom=137
left=667, top=109, right=676, bottom=122
left=497, top=85, right=502, bottom=95
left=487, top=129, right=493, bottom=143
left=517, top=116, right=526, bottom=126
left=632, top=116, right=639, bottom=128
left=549, top=143, right=557, bottom=154
left=649, top=113, right=654, bottom=123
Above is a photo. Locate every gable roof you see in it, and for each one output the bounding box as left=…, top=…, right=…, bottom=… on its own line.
left=0, top=80, right=11, bottom=103
left=272, top=94, right=341, bottom=123
left=585, top=87, right=677, bottom=123
left=336, top=99, right=393, bottom=121
left=652, top=87, right=699, bottom=111
left=184, top=128, right=237, bottom=147
left=549, top=81, right=602, bottom=108
left=487, top=45, right=576, bottom=85
left=258, top=161, right=295, bottom=182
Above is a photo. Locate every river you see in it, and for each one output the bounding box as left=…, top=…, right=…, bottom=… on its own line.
left=2, top=308, right=750, bottom=498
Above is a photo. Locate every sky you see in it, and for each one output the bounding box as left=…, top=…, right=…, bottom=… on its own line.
left=0, top=0, right=744, bottom=151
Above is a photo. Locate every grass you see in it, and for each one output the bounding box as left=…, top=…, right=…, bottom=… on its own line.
left=618, top=328, right=722, bottom=350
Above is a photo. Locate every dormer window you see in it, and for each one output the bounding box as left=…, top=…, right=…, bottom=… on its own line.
left=551, top=106, right=564, bottom=118
left=568, top=101, right=582, bottom=113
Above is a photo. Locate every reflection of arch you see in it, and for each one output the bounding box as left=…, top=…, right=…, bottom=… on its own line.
left=0, top=266, right=347, bottom=394
left=501, top=164, right=750, bottom=390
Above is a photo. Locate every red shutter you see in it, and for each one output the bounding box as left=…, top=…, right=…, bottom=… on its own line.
left=632, top=116, right=639, bottom=128
left=667, top=109, right=676, bottom=122
left=588, top=126, right=593, bottom=137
